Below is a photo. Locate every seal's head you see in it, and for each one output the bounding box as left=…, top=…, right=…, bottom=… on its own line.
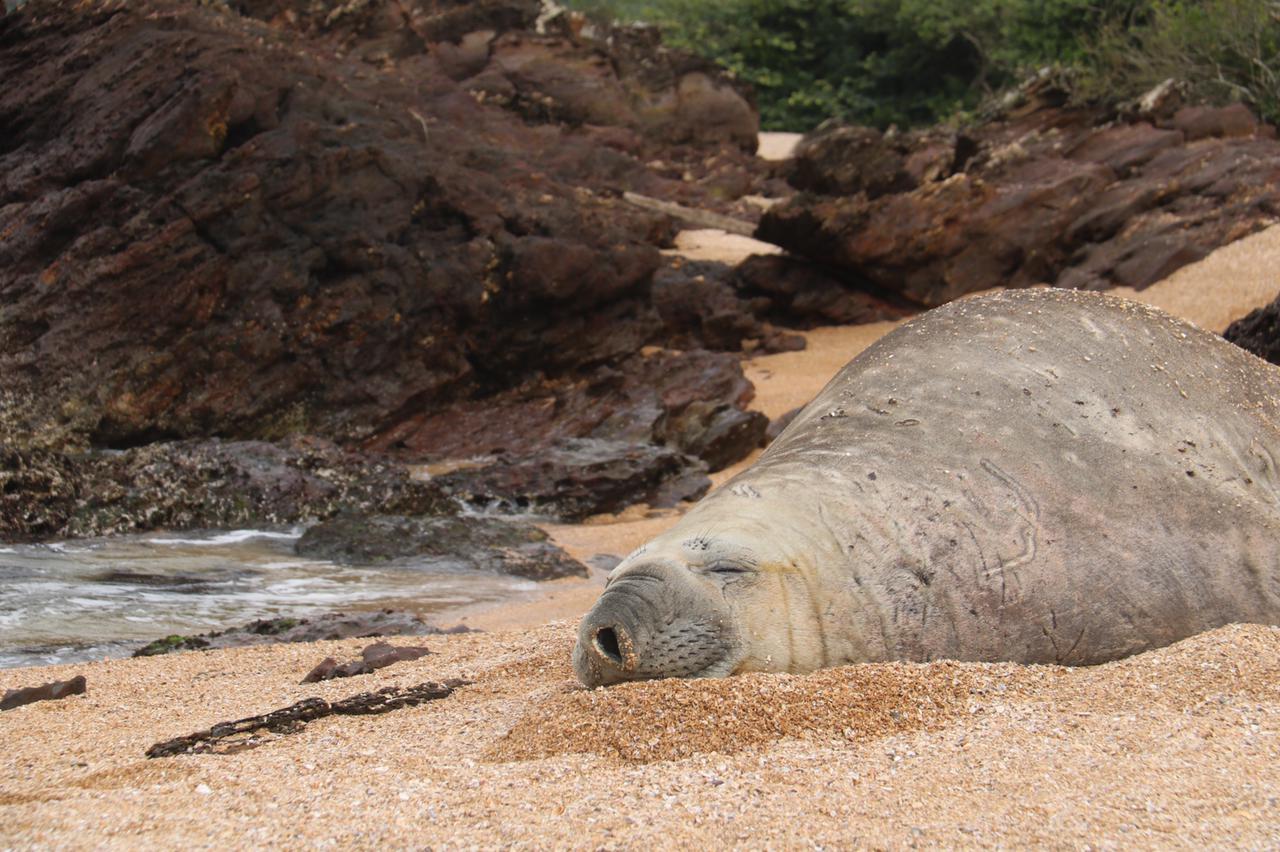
left=573, top=492, right=844, bottom=687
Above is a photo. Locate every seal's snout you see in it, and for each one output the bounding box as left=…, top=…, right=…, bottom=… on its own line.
left=574, top=609, right=640, bottom=686
left=574, top=567, right=736, bottom=687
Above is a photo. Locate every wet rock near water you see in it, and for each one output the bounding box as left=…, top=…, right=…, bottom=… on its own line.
left=1, top=675, right=87, bottom=712
left=294, top=513, right=588, bottom=579
left=0, top=437, right=450, bottom=541
left=1224, top=297, right=1280, bottom=366
left=301, top=641, right=432, bottom=683
left=132, top=609, right=459, bottom=658
left=434, top=438, right=710, bottom=520
left=760, top=80, right=1280, bottom=307
left=0, top=0, right=787, bottom=530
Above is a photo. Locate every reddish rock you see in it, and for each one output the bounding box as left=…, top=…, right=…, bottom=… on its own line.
left=1, top=675, right=87, bottom=712
left=759, top=97, right=1280, bottom=306
left=788, top=124, right=914, bottom=198
left=301, top=642, right=431, bottom=683
left=368, top=348, right=760, bottom=463
left=1169, top=104, right=1261, bottom=141
left=651, top=257, right=805, bottom=353
left=1064, top=122, right=1183, bottom=176
left=733, top=254, right=913, bottom=328
left=0, top=0, right=771, bottom=461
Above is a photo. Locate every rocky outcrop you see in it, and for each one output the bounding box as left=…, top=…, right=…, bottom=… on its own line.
left=760, top=84, right=1280, bottom=307
left=369, top=347, right=768, bottom=472
left=732, top=254, right=911, bottom=328
left=652, top=253, right=907, bottom=350
left=0, top=0, right=769, bottom=459
left=294, top=512, right=588, bottom=579
left=0, top=0, right=786, bottom=534
left=228, top=0, right=759, bottom=152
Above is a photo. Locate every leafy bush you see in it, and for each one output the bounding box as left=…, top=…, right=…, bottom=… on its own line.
left=1078, top=0, right=1280, bottom=124
left=569, top=0, right=1116, bottom=129
left=567, top=0, right=1280, bottom=130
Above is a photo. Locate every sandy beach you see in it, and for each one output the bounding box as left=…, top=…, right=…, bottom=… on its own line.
left=5, top=174, right=1280, bottom=846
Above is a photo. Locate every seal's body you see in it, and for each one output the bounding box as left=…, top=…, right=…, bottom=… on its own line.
left=574, top=288, right=1280, bottom=687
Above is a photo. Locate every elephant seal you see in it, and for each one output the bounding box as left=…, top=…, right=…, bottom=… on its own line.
left=574, top=288, right=1280, bottom=687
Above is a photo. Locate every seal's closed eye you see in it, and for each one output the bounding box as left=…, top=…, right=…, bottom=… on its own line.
left=706, top=561, right=751, bottom=575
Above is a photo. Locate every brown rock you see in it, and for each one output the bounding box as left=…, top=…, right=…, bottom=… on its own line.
left=369, top=348, right=763, bottom=475
left=293, top=513, right=590, bottom=579
left=759, top=96, right=1280, bottom=305
left=1064, top=122, right=1183, bottom=176
left=301, top=642, right=432, bottom=683
left=732, top=254, right=910, bottom=327
left=0, top=0, right=764, bottom=459
left=432, top=439, right=710, bottom=520
left=0, top=675, right=87, bottom=711
left=789, top=124, right=914, bottom=198
left=1169, top=104, right=1260, bottom=141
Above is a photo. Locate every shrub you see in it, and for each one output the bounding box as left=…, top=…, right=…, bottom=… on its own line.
left=1078, top=0, right=1280, bottom=124
left=568, top=0, right=1280, bottom=129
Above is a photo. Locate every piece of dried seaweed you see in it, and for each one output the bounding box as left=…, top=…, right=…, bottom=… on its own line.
left=145, top=679, right=469, bottom=758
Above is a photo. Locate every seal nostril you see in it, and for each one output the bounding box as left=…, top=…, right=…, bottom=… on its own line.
left=594, top=627, right=623, bottom=664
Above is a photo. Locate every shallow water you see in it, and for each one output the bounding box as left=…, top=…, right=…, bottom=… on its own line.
left=0, top=529, right=539, bottom=669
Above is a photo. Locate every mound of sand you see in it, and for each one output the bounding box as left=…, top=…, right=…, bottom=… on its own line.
left=494, top=625, right=1280, bottom=765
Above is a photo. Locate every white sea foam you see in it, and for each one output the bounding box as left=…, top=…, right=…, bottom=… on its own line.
left=43, top=543, right=89, bottom=554
left=145, top=529, right=299, bottom=546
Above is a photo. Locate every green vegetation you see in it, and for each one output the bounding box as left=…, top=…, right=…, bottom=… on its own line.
left=567, top=0, right=1280, bottom=130
left=1079, top=0, right=1280, bottom=126
left=133, top=634, right=211, bottom=657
